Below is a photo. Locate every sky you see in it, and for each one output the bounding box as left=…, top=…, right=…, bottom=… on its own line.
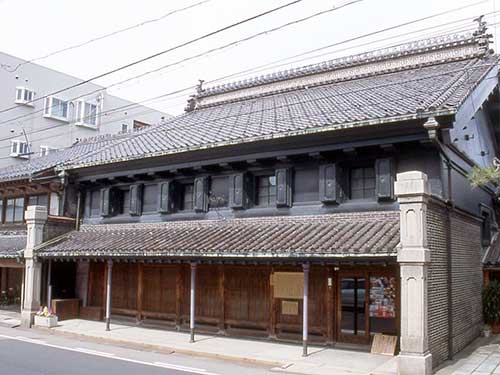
left=0, top=0, right=498, bottom=116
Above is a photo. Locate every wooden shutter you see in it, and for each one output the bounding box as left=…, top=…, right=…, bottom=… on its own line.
left=194, top=177, right=208, bottom=212
left=84, top=191, right=92, bottom=218
left=375, top=158, right=395, bottom=201
left=129, top=184, right=143, bottom=216
left=275, top=168, right=292, bottom=207
left=229, top=173, right=251, bottom=209
left=319, top=164, right=341, bottom=204
left=158, top=181, right=174, bottom=214
left=100, top=187, right=111, bottom=217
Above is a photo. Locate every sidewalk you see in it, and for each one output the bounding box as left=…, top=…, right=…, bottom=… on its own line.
left=435, top=335, right=500, bottom=375
left=43, top=319, right=397, bottom=375
left=0, top=308, right=20, bottom=328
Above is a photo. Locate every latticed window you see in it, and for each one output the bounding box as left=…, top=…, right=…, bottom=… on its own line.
left=255, top=175, right=276, bottom=207
left=350, top=167, right=375, bottom=199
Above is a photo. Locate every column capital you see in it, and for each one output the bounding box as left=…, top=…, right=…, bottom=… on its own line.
left=25, top=205, right=48, bottom=223
left=395, top=171, right=429, bottom=199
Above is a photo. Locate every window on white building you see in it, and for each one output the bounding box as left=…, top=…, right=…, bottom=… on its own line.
left=40, top=145, right=58, bottom=156
left=75, top=101, right=98, bottom=128
left=10, top=140, right=31, bottom=158
left=15, top=87, right=35, bottom=106
left=43, top=96, right=68, bottom=121
left=121, top=123, right=129, bottom=132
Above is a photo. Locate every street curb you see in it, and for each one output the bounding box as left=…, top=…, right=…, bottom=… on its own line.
left=33, top=326, right=285, bottom=369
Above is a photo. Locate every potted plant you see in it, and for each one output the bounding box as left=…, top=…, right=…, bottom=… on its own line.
left=483, top=281, right=500, bottom=334
left=34, top=306, right=58, bottom=328
left=483, top=324, right=492, bottom=337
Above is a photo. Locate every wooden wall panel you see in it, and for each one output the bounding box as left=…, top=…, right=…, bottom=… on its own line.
left=111, top=263, right=138, bottom=311
left=196, top=265, right=221, bottom=321
left=142, top=265, right=177, bottom=315
left=87, top=262, right=104, bottom=307
left=225, top=266, right=270, bottom=327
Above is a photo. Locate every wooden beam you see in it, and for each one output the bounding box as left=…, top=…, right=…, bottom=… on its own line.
left=269, top=267, right=277, bottom=339
left=218, top=265, right=225, bottom=334
left=175, top=265, right=182, bottom=330
left=136, top=263, right=143, bottom=323
left=326, top=266, right=334, bottom=345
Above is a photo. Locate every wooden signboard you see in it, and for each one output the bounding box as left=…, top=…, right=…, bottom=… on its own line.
left=281, top=300, right=299, bottom=315
left=370, top=334, right=398, bottom=356
left=272, top=272, right=304, bottom=299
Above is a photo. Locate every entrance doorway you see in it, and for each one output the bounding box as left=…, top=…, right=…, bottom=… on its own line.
left=339, top=276, right=367, bottom=342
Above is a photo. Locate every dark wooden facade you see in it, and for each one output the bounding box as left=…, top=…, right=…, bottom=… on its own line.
left=81, top=261, right=398, bottom=344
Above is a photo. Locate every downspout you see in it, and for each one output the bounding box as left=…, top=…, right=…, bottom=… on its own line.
left=424, top=117, right=454, bottom=360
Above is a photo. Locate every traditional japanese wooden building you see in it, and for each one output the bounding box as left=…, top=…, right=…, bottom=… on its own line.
left=2, top=30, right=500, bottom=375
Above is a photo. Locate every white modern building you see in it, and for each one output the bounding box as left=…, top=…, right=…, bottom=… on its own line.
left=0, top=51, right=169, bottom=168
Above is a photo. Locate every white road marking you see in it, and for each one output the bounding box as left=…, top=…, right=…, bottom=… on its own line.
left=0, top=334, right=220, bottom=375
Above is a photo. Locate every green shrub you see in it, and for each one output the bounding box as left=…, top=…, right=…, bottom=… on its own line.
left=483, top=280, right=500, bottom=324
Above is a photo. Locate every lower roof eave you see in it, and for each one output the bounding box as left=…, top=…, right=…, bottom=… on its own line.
left=36, top=251, right=398, bottom=265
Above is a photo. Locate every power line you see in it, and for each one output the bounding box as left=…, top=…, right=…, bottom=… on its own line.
left=1, top=17, right=496, bottom=145
left=0, top=61, right=495, bottom=162
left=0, top=0, right=362, bottom=128
left=204, top=1, right=494, bottom=87
left=1, top=0, right=214, bottom=73
left=0, top=0, right=309, bottom=116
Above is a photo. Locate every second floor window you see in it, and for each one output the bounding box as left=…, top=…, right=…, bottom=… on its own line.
left=4, top=197, right=25, bottom=223
left=15, top=87, right=34, bottom=105
left=76, top=101, right=98, bottom=127
left=142, top=184, right=158, bottom=213
left=44, top=97, right=68, bottom=121
left=180, top=183, right=194, bottom=211
left=255, top=175, right=276, bottom=207
left=350, top=166, right=375, bottom=199
left=10, top=140, right=30, bottom=158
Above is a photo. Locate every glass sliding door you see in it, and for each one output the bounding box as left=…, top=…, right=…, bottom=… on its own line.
left=339, top=275, right=368, bottom=342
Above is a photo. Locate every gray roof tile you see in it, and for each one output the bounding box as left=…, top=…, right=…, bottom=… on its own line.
left=36, top=211, right=400, bottom=259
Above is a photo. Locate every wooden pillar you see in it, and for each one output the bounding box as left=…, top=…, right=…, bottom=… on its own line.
left=218, top=265, right=225, bottom=334
left=269, top=266, right=277, bottom=338
left=47, top=260, right=52, bottom=309
left=326, top=266, right=334, bottom=344
left=175, top=265, right=182, bottom=330
left=20, top=267, right=25, bottom=311
left=136, top=263, right=143, bottom=323
left=189, top=262, right=197, bottom=343
left=302, top=263, right=310, bottom=357
left=105, top=260, right=113, bottom=331
left=0, top=267, right=6, bottom=292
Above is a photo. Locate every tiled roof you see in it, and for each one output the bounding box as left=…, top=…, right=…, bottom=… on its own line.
left=0, top=230, right=26, bottom=258
left=36, top=211, right=400, bottom=259
left=0, top=132, right=131, bottom=183
left=59, top=33, right=499, bottom=170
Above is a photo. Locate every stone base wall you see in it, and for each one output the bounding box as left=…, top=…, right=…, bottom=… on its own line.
left=426, top=200, right=483, bottom=367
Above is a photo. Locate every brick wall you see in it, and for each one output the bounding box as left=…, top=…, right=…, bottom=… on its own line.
left=425, top=200, right=483, bottom=367
left=427, top=201, right=450, bottom=366
left=449, top=211, right=482, bottom=355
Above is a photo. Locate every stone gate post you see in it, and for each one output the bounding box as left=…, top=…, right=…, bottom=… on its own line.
left=395, top=171, right=432, bottom=375
left=21, top=205, right=47, bottom=328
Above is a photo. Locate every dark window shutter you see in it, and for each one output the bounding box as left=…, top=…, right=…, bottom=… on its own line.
left=100, top=188, right=111, bottom=217
left=229, top=173, right=248, bottom=209
left=194, top=177, right=208, bottom=212
left=129, top=184, right=143, bottom=216
left=275, top=168, right=292, bottom=207
left=158, top=181, right=174, bottom=214
left=84, top=191, right=92, bottom=218
left=319, top=164, right=341, bottom=204
left=375, top=158, right=395, bottom=201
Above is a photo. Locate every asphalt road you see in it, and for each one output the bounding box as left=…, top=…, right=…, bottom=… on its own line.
left=0, top=325, right=284, bottom=375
